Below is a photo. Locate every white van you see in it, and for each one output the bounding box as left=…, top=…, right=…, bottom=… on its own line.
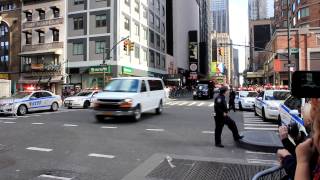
left=93, top=77, right=166, bottom=121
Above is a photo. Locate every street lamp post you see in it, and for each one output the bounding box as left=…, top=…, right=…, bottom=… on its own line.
left=287, top=0, right=292, bottom=89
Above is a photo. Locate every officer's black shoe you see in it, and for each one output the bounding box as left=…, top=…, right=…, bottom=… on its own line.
left=235, top=136, right=244, bottom=141
left=215, top=144, right=224, bottom=148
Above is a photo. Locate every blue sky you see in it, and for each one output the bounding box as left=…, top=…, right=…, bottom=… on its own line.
left=229, top=0, right=249, bottom=73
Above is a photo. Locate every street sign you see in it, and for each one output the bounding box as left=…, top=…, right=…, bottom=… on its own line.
left=284, top=63, right=295, bottom=67
left=100, top=63, right=108, bottom=67
left=290, top=48, right=299, bottom=53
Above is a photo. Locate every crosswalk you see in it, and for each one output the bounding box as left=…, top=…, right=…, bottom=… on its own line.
left=242, top=112, right=278, bottom=131
left=165, top=100, right=214, bottom=107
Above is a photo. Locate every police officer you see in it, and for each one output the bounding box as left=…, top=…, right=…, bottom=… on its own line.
left=229, top=87, right=236, bottom=112
left=214, top=86, right=243, bottom=148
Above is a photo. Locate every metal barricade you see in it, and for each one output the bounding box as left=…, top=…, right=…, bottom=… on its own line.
left=252, top=165, right=286, bottom=180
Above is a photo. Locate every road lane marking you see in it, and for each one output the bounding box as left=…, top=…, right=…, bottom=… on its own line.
left=244, top=121, right=271, bottom=124
left=31, top=123, right=44, bottom=125
left=38, top=174, right=73, bottom=180
left=247, top=158, right=279, bottom=165
left=63, top=124, right=78, bottom=127
left=170, top=102, right=179, bottom=105
left=178, top=102, right=188, bottom=106
left=88, top=153, right=115, bottom=159
left=0, top=117, right=17, bottom=120
left=245, top=151, right=275, bottom=155
left=202, top=131, right=215, bottom=134
left=18, top=116, right=31, bottom=118
left=3, top=121, right=16, bottom=124
left=166, top=102, right=173, bottom=105
left=26, top=147, right=52, bottom=152
left=197, top=102, right=204, bottom=106
left=101, top=126, right=118, bottom=129
left=209, top=103, right=215, bottom=107
left=27, top=114, right=41, bottom=117
left=146, top=129, right=164, bottom=132
left=244, top=127, right=278, bottom=131
left=187, top=102, right=197, bottom=106
left=244, top=124, right=278, bottom=127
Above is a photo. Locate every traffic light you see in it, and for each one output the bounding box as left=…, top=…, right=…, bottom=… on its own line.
left=129, top=41, right=134, bottom=51
left=123, top=40, right=129, bottom=51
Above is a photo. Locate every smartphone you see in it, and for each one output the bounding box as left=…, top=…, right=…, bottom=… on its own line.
left=291, top=71, right=320, bottom=98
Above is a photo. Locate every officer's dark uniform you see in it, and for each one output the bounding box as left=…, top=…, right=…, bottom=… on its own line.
left=229, top=90, right=236, bottom=112
left=214, top=87, right=242, bottom=147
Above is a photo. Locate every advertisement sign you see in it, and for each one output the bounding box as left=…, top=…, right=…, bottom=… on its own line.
left=189, top=31, right=198, bottom=73
left=211, top=62, right=217, bottom=74
left=89, top=66, right=111, bottom=74
left=274, top=59, right=281, bottom=72
left=0, top=73, right=9, bottom=79
left=122, top=66, right=133, bottom=75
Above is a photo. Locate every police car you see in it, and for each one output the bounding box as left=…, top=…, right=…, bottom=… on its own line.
left=64, top=90, right=100, bottom=109
left=254, top=90, right=290, bottom=121
left=235, top=91, right=258, bottom=110
left=279, top=95, right=308, bottom=136
left=0, top=90, right=62, bottom=116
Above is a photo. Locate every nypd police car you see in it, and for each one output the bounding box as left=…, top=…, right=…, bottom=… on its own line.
left=254, top=90, right=290, bottom=121
left=64, top=90, right=100, bottom=109
left=279, top=95, right=308, bottom=136
left=235, top=91, right=258, bottom=110
left=0, top=90, right=62, bottom=116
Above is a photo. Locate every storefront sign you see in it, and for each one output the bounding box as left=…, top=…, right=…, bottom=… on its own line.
left=31, top=64, right=44, bottom=70
left=31, top=64, right=61, bottom=71
left=0, top=73, right=9, bottom=79
left=89, top=66, right=111, bottom=74
left=122, top=66, right=133, bottom=75
left=274, top=59, right=281, bottom=72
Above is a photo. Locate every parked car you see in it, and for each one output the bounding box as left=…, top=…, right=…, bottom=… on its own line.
left=254, top=90, right=290, bottom=121
left=279, top=95, right=308, bottom=137
left=193, top=80, right=214, bottom=99
left=93, top=77, right=166, bottom=121
left=0, top=90, right=62, bottom=116
left=64, top=90, right=100, bottom=109
left=235, top=91, right=258, bottom=110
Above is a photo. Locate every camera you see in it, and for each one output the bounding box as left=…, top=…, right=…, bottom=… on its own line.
left=287, top=122, right=299, bottom=139
left=291, top=71, right=320, bottom=98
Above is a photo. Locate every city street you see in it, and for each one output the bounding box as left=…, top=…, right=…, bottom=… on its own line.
left=0, top=98, right=279, bottom=180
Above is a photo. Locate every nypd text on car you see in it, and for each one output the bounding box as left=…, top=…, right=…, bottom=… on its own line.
left=64, top=90, right=99, bottom=109
left=254, top=90, right=290, bottom=121
left=0, top=90, right=62, bottom=116
left=235, top=91, right=258, bottom=110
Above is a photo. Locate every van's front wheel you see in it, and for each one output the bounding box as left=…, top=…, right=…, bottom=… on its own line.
left=132, top=105, right=141, bottom=121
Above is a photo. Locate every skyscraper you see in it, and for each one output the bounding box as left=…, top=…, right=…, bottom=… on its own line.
left=211, top=0, right=229, bottom=33
left=248, top=0, right=274, bottom=21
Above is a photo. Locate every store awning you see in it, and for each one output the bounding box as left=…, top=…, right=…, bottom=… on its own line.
left=19, top=50, right=57, bottom=56
left=18, top=76, right=63, bottom=84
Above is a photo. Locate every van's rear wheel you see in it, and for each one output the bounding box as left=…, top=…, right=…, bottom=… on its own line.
left=156, top=101, right=163, bottom=115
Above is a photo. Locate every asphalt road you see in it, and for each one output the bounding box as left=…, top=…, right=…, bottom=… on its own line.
left=0, top=98, right=279, bottom=180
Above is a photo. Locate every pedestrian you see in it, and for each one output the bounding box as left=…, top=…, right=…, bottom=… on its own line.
left=213, top=86, right=243, bottom=148
left=228, top=87, right=236, bottom=112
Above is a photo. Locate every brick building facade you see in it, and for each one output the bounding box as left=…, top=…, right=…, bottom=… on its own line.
left=0, top=0, right=21, bottom=93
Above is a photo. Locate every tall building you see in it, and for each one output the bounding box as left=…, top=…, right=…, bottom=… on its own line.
left=0, top=0, right=21, bottom=93
left=19, top=0, right=65, bottom=95
left=211, top=0, right=229, bottom=33
left=248, top=0, right=274, bottom=20
left=198, top=0, right=210, bottom=76
left=232, top=48, right=239, bottom=87
left=66, top=0, right=167, bottom=89
left=274, top=0, right=320, bottom=29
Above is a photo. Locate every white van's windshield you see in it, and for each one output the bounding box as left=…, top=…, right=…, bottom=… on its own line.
left=104, top=79, right=139, bottom=93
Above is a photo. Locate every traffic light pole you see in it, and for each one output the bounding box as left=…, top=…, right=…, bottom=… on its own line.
left=287, top=0, right=292, bottom=89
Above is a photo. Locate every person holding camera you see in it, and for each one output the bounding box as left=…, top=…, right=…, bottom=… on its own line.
left=277, top=102, right=313, bottom=179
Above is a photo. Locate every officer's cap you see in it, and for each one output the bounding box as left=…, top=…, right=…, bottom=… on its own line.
left=219, top=86, right=228, bottom=94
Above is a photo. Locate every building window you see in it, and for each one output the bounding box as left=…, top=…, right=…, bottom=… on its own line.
left=162, top=5, right=165, bottom=17
left=52, top=29, right=59, bottom=42
left=38, top=10, right=45, bottom=20
left=134, top=23, right=139, bottom=36
left=149, top=30, right=154, bottom=44
left=74, top=0, right=84, bottom=5
left=142, top=27, right=147, bottom=40
left=124, top=16, right=130, bottom=30
left=134, top=45, right=140, bottom=59
left=292, top=3, right=296, bottom=12
left=156, top=53, right=160, bottom=65
left=134, top=0, right=140, bottom=13
left=155, top=16, right=160, bottom=29
left=300, top=7, right=309, bottom=18
left=155, top=0, right=160, bottom=11
left=156, top=34, right=160, bottom=47
left=149, top=50, right=155, bottom=64
left=161, top=39, right=165, bottom=51
left=25, top=12, right=32, bottom=22
left=74, top=17, right=84, bottom=30
left=0, top=23, right=9, bottom=72
left=142, top=49, right=147, bottom=62
left=73, top=43, right=84, bottom=55
left=95, top=41, right=106, bottom=54
left=38, top=31, right=45, bottom=44
left=25, top=32, right=32, bottom=45
left=125, top=0, right=130, bottom=6
left=53, top=8, right=60, bottom=18
left=142, top=6, right=147, bottom=19
left=149, top=12, right=154, bottom=25
left=96, top=14, right=107, bottom=27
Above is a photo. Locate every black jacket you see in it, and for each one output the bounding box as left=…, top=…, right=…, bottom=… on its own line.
left=214, top=94, right=228, bottom=118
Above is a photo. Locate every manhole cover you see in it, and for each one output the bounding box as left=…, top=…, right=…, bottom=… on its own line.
left=146, top=158, right=286, bottom=180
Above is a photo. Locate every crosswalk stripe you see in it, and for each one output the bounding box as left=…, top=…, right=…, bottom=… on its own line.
left=178, top=102, right=188, bottom=106
left=209, top=103, right=215, bottom=107
left=170, top=102, right=179, bottom=105
left=244, top=127, right=278, bottom=131
left=244, top=121, right=270, bottom=124
left=187, top=102, right=196, bottom=106
left=245, top=123, right=278, bottom=127
left=197, top=103, right=204, bottom=107
left=166, top=102, right=173, bottom=105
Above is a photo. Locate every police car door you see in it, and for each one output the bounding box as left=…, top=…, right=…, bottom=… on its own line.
left=28, top=92, right=43, bottom=111
left=255, top=91, right=264, bottom=114
left=41, top=91, right=54, bottom=110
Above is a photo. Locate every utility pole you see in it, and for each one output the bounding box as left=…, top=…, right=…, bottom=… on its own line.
left=287, top=0, right=292, bottom=89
